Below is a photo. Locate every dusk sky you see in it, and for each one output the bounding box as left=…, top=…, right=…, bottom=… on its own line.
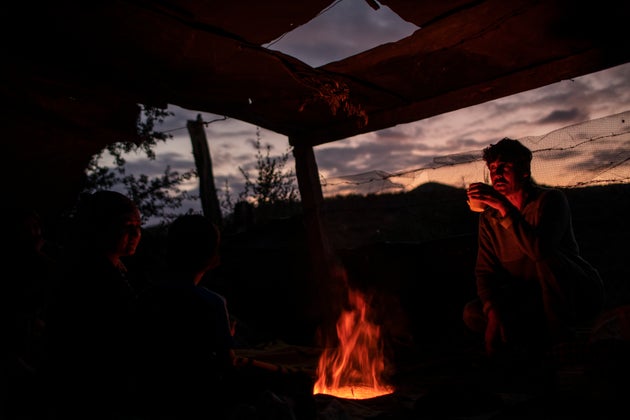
left=113, top=0, right=630, bottom=217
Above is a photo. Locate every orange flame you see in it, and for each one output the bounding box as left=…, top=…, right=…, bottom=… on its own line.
left=313, top=287, right=394, bottom=399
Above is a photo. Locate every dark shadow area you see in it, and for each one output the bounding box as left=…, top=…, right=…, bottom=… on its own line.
left=14, top=183, right=624, bottom=419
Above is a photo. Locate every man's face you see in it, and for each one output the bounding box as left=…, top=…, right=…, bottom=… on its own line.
left=488, top=159, right=528, bottom=196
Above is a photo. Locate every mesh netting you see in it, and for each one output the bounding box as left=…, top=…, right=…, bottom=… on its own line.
left=320, top=110, right=630, bottom=197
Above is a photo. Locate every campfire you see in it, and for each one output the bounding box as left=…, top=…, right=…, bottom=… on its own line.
left=313, top=285, right=394, bottom=400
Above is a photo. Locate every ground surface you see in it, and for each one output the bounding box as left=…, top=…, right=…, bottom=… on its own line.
left=236, top=332, right=630, bottom=419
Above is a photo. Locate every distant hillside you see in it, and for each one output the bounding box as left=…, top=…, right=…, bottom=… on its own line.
left=321, top=182, right=478, bottom=250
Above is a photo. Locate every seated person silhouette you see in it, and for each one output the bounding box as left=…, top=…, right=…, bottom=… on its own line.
left=42, top=190, right=143, bottom=419
left=134, top=214, right=235, bottom=419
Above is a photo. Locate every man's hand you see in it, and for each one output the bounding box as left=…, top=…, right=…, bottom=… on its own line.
left=467, top=182, right=511, bottom=217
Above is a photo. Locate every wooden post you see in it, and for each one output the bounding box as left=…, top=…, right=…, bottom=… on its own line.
left=187, top=114, right=223, bottom=226
left=291, top=139, right=344, bottom=341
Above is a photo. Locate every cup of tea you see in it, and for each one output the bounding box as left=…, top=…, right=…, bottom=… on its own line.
left=467, top=198, right=487, bottom=213
left=466, top=182, right=487, bottom=212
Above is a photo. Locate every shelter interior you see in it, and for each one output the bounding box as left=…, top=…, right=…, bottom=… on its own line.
left=4, top=1, right=630, bottom=418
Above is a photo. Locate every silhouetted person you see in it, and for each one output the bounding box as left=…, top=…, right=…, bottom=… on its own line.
left=133, top=214, right=235, bottom=419
left=42, top=190, right=142, bottom=419
left=1, top=207, right=58, bottom=419
left=462, top=138, right=605, bottom=362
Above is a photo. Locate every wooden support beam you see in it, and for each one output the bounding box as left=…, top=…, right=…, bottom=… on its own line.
left=292, top=139, right=345, bottom=340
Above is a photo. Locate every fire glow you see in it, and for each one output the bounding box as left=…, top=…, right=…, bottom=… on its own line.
left=313, top=287, right=394, bottom=400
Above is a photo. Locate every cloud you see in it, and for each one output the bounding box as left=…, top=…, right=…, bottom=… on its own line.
left=537, top=108, right=585, bottom=125
left=124, top=151, right=194, bottom=178
left=312, top=62, right=630, bottom=178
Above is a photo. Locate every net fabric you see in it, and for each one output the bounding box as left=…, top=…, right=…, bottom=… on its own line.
left=320, top=110, right=630, bottom=197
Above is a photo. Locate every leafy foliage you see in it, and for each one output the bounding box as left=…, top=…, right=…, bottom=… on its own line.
left=83, top=105, right=199, bottom=225
left=234, top=127, right=300, bottom=223
left=220, top=179, right=236, bottom=219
